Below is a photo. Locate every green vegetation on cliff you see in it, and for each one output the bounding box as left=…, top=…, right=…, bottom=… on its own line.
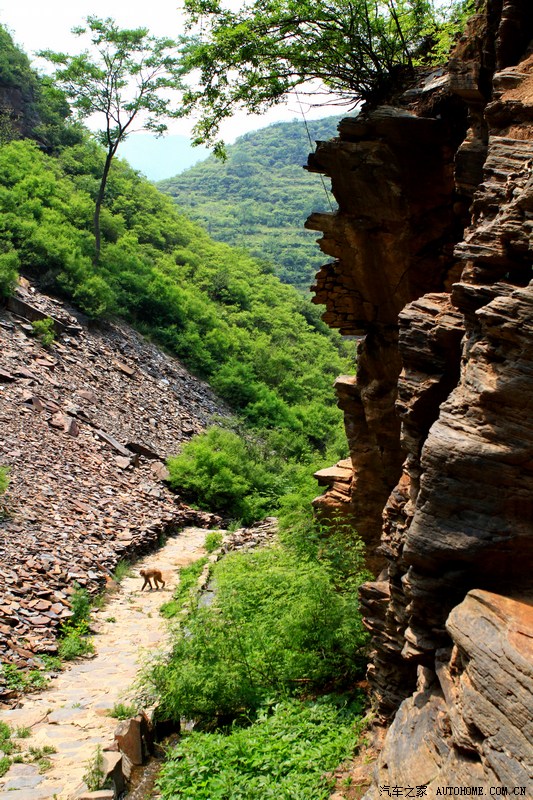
left=159, top=116, right=341, bottom=289
left=0, top=25, right=81, bottom=151
left=179, top=0, right=473, bottom=148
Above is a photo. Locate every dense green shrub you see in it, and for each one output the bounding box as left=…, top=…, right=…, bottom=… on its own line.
left=146, top=546, right=368, bottom=723
left=31, top=317, right=55, bottom=346
left=0, top=467, right=9, bottom=496
left=204, top=531, right=223, bottom=553
left=157, top=696, right=364, bottom=800
left=167, top=428, right=291, bottom=524
left=58, top=586, right=94, bottom=661
left=0, top=249, right=19, bottom=298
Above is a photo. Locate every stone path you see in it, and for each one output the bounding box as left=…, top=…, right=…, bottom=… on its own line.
left=0, top=526, right=211, bottom=800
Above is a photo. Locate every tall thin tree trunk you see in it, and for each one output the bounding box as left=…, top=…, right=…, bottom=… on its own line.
left=93, top=148, right=115, bottom=265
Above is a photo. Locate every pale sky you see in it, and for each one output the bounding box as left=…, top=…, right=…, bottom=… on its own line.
left=0, top=0, right=340, bottom=143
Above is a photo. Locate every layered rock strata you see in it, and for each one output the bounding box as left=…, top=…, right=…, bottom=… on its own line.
left=308, top=0, right=533, bottom=790
left=307, top=101, right=466, bottom=561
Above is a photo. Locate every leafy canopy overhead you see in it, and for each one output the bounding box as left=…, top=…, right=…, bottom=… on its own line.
left=179, top=0, right=472, bottom=149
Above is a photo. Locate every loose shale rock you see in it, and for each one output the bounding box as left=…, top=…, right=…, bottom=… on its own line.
left=0, top=283, right=226, bottom=686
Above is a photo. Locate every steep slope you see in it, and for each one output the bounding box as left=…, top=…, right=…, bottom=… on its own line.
left=0, top=33, right=353, bottom=698
left=307, top=0, right=533, bottom=791
left=0, top=281, right=225, bottom=694
left=158, top=116, right=342, bottom=289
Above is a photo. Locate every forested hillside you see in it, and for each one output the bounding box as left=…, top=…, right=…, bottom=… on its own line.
left=0, top=21, right=372, bottom=799
left=158, top=117, right=341, bottom=289
left=0, top=24, right=351, bottom=524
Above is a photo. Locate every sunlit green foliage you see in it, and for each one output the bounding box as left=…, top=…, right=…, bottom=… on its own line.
left=0, top=136, right=351, bottom=495
left=39, top=16, right=183, bottom=261
left=159, top=117, right=340, bottom=289
left=157, top=697, right=364, bottom=799
left=0, top=25, right=81, bottom=151
left=168, top=428, right=287, bottom=524
left=179, top=0, right=473, bottom=148
left=0, top=663, right=49, bottom=693
left=160, top=557, right=209, bottom=619
left=0, top=467, right=9, bottom=496
left=108, top=702, right=137, bottom=720
left=31, top=317, right=55, bottom=347
left=0, top=131, right=351, bottom=522
left=146, top=544, right=368, bottom=724
left=204, top=531, right=223, bottom=553
left=58, top=586, right=94, bottom=661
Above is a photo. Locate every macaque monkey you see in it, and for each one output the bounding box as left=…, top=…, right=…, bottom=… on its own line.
left=140, top=568, right=165, bottom=591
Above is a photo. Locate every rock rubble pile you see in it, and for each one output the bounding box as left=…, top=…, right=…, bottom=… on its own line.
left=0, top=282, right=227, bottom=689
left=220, top=517, right=278, bottom=553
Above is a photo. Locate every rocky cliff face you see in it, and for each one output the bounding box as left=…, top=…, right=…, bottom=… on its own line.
left=0, top=282, right=226, bottom=697
left=308, top=0, right=533, bottom=791
left=0, top=84, right=38, bottom=141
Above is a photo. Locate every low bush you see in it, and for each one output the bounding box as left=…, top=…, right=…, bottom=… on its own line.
left=58, top=628, right=94, bottom=661
left=0, top=248, right=18, bottom=298
left=113, top=560, right=132, bottom=582
left=204, top=531, right=223, bottom=553
left=83, top=744, right=105, bottom=791
left=0, top=663, right=49, bottom=693
left=166, top=425, right=342, bottom=526
left=157, top=696, right=365, bottom=800
left=159, top=557, right=208, bottom=619
left=147, top=546, right=368, bottom=724
left=167, top=427, right=288, bottom=524
left=31, top=317, right=55, bottom=346
left=68, top=585, right=91, bottom=627
left=0, top=466, right=9, bottom=496
left=58, top=585, right=94, bottom=661
left=108, top=702, right=137, bottom=720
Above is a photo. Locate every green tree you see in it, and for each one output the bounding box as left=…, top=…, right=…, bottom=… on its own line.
left=40, top=17, right=183, bottom=262
left=179, top=0, right=471, bottom=148
left=0, top=24, right=80, bottom=151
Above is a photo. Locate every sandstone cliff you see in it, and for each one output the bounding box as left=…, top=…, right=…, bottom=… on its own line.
left=0, top=282, right=226, bottom=698
left=308, top=0, right=533, bottom=791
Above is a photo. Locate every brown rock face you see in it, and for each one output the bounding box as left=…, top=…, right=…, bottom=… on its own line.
left=308, top=0, right=533, bottom=790
left=307, top=104, right=466, bottom=560
left=366, top=591, right=533, bottom=795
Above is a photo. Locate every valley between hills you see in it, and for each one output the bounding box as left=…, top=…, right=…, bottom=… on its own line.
left=0, top=0, right=532, bottom=798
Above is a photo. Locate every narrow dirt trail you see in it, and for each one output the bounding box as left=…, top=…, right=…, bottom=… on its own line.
left=0, top=526, right=212, bottom=800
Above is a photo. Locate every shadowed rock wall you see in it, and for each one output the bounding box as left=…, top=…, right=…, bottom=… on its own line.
left=306, top=104, right=466, bottom=566
left=308, top=0, right=533, bottom=790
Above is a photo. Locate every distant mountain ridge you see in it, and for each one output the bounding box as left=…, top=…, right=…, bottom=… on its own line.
left=158, top=116, right=343, bottom=290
